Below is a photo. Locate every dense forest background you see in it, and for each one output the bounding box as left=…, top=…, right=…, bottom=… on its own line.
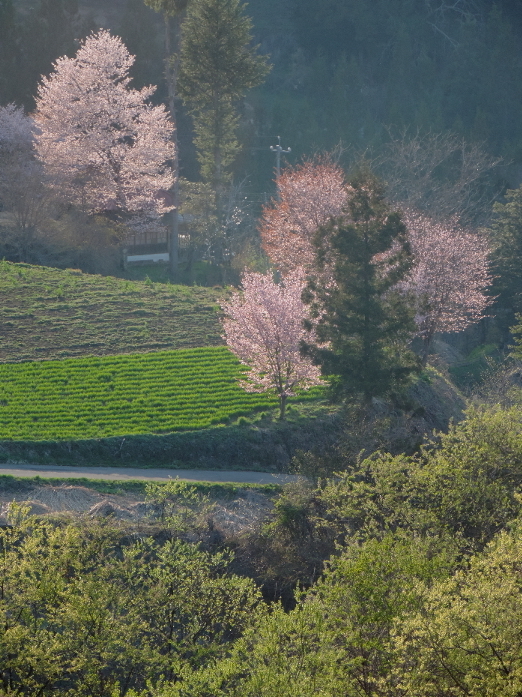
left=3, top=0, right=522, bottom=195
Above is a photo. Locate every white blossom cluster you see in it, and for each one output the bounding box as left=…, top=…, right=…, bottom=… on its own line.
left=34, top=30, right=175, bottom=220
left=402, top=210, right=492, bottom=343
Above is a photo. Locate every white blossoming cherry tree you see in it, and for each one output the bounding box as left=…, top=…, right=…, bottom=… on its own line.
left=222, top=269, right=323, bottom=420
left=33, top=30, right=175, bottom=223
left=0, top=104, right=47, bottom=231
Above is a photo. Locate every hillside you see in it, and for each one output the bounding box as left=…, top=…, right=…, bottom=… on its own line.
left=0, top=261, right=224, bottom=361
left=0, top=262, right=466, bottom=472
left=6, top=0, right=522, bottom=194
left=0, top=262, right=335, bottom=470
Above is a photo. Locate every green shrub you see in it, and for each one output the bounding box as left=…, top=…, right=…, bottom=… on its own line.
left=318, top=405, right=522, bottom=547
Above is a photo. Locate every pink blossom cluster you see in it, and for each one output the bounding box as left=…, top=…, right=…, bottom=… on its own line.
left=34, top=30, right=175, bottom=219
left=403, top=210, right=492, bottom=346
left=260, top=159, right=349, bottom=275
left=222, top=269, right=322, bottom=406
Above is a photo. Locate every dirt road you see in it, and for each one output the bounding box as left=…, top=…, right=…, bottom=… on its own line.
left=0, top=464, right=295, bottom=485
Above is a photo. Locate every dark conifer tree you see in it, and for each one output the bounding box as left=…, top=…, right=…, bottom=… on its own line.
left=20, top=0, right=86, bottom=109
left=487, top=185, right=522, bottom=338
left=0, top=0, right=19, bottom=104
left=178, top=0, right=269, bottom=216
left=302, top=170, right=418, bottom=404
left=142, top=0, right=190, bottom=281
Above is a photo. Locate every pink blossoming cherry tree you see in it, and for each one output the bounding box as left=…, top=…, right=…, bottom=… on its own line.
left=259, top=158, right=349, bottom=275
left=403, top=210, right=492, bottom=365
left=222, top=269, right=322, bottom=420
left=33, top=30, right=175, bottom=221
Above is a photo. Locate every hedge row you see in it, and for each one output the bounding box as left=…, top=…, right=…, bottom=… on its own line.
left=0, top=415, right=342, bottom=472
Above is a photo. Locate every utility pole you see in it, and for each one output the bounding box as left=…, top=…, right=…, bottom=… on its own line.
left=270, top=136, right=291, bottom=180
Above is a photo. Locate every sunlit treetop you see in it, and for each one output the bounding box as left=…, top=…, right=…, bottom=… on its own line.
left=402, top=210, right=492, bottom=363
left=33, top=30, right=175, bottom=219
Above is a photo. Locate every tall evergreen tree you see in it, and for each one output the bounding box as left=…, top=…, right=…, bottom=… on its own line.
left=0, top=0, right=18, bottom=104
left=302, top=170, right=418, bottom=404
left=119, top=0, right=163, bottom=90
left=20, top=0, right=85, bottom=108
left=178, top=0, right=269, bottom=218
left=143, top=0, right=189, bottom=281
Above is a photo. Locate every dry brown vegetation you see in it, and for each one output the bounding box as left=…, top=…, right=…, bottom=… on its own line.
left=0, top=261, right=224, bottom=362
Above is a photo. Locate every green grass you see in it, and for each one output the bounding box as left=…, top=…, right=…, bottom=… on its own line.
left=120, top=261, right=225, bottom=287
left=0, top=261, right=224, bottom=362
left=0, top=475, right=281, bottom=498
left=0, top=346, right=322, bottom=441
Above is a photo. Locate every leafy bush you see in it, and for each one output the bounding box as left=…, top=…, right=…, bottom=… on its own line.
left=171, top=533, right=457, bottom=697
left=0, top=516, right=261, bottom=696
left=390, top=524, right=522, bottom=696
left=304, top=405, right=522, bottom=549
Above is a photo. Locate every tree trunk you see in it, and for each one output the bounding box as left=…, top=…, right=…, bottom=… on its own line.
left=185, top=244, right=195, bottom=284
left=168, top=206, right=178, bottom=279
left=421, top=330, right=434, bottom=367
left=278, top=393, right=287, bottom=420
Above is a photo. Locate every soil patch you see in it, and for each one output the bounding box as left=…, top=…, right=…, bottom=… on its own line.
left=0, top=482, right=274, bottom=534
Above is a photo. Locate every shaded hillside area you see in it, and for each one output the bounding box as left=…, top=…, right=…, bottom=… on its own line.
left=5, top=0, right=522, bottom=191
left=0, top=367, right=465, bottom=471
left=0, top=262, right=223, bottom=361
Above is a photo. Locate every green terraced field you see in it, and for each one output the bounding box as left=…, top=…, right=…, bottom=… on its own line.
left=0, top=347, right=323, bottom=440
left=0, top=261, right=224, bottom=362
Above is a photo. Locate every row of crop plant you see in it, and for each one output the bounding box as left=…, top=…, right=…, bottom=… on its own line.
left=0, top=262, right=224, bottom=362
left=0, top=347, right=321, bottom=440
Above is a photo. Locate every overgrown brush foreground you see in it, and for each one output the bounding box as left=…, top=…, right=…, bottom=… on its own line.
left=0, top=347, right=319, bottom=439
left=5, top=406, right=522, bottom=696
left=0, top=261, right=223, bottom=361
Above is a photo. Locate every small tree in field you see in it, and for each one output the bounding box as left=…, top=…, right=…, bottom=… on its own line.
left=403, top=211, right=492, bottom=365
left=222, top=269, right=322, bottom=419
left=259, top=158, right=349, bottom=275
left=33, top=30, right=174, bottom=221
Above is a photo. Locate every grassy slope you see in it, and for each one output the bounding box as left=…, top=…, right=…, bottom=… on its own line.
left=0, top=262, right=335, bottom=470
left=0, top=261, right=224, bottom=362
left=0, top=264, right=466, bottom=470
left=0, top=475, right=280, bottom=497
left=0, top=404, right=340, bottom=470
